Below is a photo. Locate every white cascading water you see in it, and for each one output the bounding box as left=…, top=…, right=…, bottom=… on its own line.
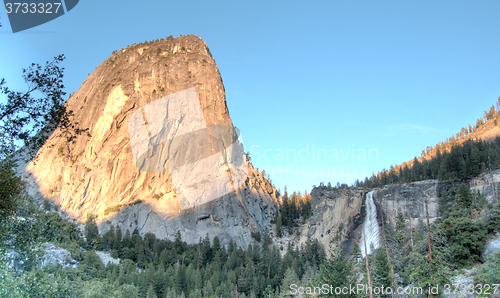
left=360, top=190, right=381, bottom=257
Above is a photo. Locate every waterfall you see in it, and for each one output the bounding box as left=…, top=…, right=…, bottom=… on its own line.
left=360, top=190, right=381, bottom=257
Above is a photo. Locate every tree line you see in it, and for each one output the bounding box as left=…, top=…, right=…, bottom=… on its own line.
left=1, top=186, right=328, bottom=298
left=355, top=137, right=500, bottom=188
left=273, top=188, right=313, bottom=238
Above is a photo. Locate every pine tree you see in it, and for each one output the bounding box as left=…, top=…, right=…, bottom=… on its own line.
left=112, top=226, right=122, bottom=258
left=317, top=245, right=358, bottom=297
left=395, top=208, right=407, bottom=244
left=276, top=215, right=283, bottom=238
left=351, top=242, right=362, bottom=263
left=92, top=234, right=104, bottom=251
left=488, top=105, right=496, bottom=120
left=282, top=194, right=290, bottom=227
left=175, top=264, right=187, bottom=295
left=146, top=283, right=158, bottom=298
left=85, top=215, right=99, bottom=249
left=263, top=285, right=276, bottom=298
left=213, top=236, right=221, bottom=252
left=204, top=280, right=214, bottom=297
left=200, top=235, right=212, bottom=266
left=457, top=183, right=472, bottom=209
left=137, top=271, right=149, bottom=297
left=373, top=248, right=391, bottom=297
left=104, top=225, right=115, bottom=250
left=114, top=284, right=138, bottom=298
left=153, top=263, right=166, bottom=297
left=281, top=267, right=301, bottom=296
left=122, top=228, right=132, bottom=248
left=137, top=244, right=147, bottom=269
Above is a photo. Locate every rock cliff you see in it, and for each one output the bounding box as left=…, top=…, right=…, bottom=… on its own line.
left=16, top=35, right=280, bottom=248
left=372, top=180, right=441, bottom=227
left=273, top=187, right=366, bottom=255
left=373, top=169, right=500, bottom=229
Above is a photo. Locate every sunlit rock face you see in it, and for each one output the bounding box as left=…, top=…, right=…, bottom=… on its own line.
left=17, top=35, right=280, bottom=248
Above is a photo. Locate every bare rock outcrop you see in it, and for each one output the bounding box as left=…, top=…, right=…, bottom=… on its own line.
left=468, top=169, right=500, bottom=204
left=297, top=187, right=366, bottom=253
left=373, top=170, right=500, bottom=229
left=16, top=35, right=280, bottom=248
left=40, top=243, right=79, bottom=269
left=373, top=180, right=441, bottom=226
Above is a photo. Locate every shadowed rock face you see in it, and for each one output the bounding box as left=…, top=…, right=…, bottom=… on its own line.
left=299, top=188, right=366, bottom=255
left=373, top=180, right=441, bottom=226
left=17, top=35, right=280, bottom=248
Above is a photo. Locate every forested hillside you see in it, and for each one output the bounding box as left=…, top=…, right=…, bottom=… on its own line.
left=356, top=98, right=500, bottom=188
left=0, top=185, right=326, bottom=298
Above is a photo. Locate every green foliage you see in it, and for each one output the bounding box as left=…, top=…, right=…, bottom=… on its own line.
left=85, top=215, right=103, bottom=250
left=40, top=211, right=82, bottom=245
left=350, top=242, right=362, bottom=262
left=129, top=199, right=142, bottom=206
left=43, top=198, right=51, bottom=210
left=474, top=251, right=500, bottom=285
left=274, top=189, right=312, bottom=236
left=0, top=224, right=319, bottom=297
left=0, top=160, right=22, bottom=229
left=439, top=215, right=487, bottom=265
left=387, top=217, right=451, bottom=297
left=114, top=226, right=122, bottom=252
left=0, top=55, right=89, bottom=158
left=456, top=183, right=472, bottom=209
left=436, top=184, right=489, bottom=265
left=114, top=284, right=138, bottom=298
left=0, top=262, right=80, bottom=298
left=82, top=279, right=114, bottom=298
left=404, top=251, right=450, bottom=297
left=486, top=202, right=500, bottom=233
left=281, top=267, right=300, bottom=296
left=1, top=193, right=84, bottom=268
left=79, top=251, right=106, bottom=279
left=104, top=204, right=123, bottom=215
left=372, top=248, right=391, bottom=297
left=251, top=231, right=261, bottom=242
left=103, top=225, right=115, bottom=250
left=275, top=214, right=282, bottom=237
left=316, top=245, right=358, bottom=297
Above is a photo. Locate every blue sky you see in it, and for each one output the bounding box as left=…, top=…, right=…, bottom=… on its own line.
left=1, top=0, right=500, bottom=193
